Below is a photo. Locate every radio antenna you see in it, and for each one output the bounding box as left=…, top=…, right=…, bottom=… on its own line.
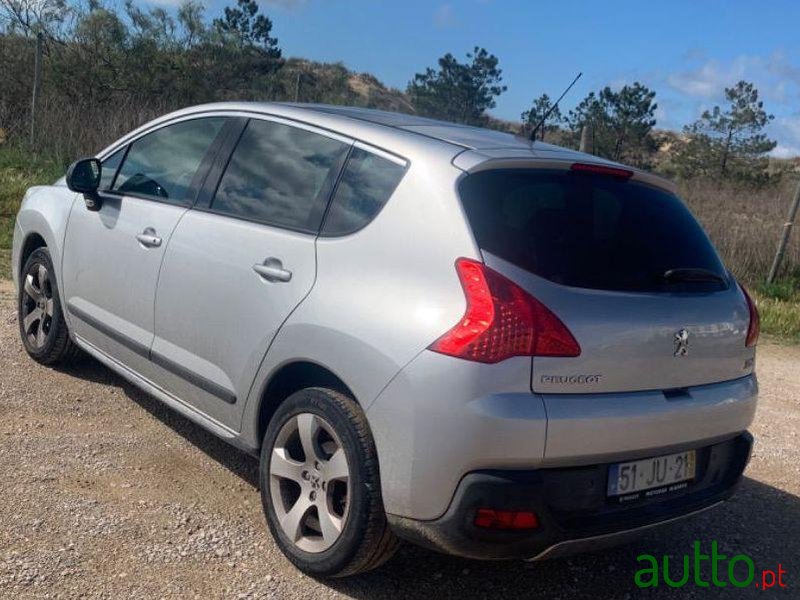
left=529, top=71, right=582, bottom=142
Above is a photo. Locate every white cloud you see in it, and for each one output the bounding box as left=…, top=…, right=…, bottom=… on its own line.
left=434, top=4, right=456, bottom=28
left=765, top=114, right=800, bottom=158
left=770, top=145, right=800, bottom=159
left=666, top=53, right=799, bottom=105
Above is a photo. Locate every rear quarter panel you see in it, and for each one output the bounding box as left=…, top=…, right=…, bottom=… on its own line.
left=239, top=143, right=478, bottom=446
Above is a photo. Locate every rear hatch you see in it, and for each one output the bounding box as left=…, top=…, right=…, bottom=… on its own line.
left=458, top=163, right=755, bottom=394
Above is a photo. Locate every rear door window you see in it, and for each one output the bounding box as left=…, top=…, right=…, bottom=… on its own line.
left=321, top=147, right=407, bottom=236
left=210, top=119, right=349, bottom=232
left=459, top=169, right=728, bottom=292
left=113, top=117, right=226, bottom=204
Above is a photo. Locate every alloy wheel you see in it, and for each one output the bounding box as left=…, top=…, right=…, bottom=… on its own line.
left=269, top=412, right=351, bottom=553
left=21, top=263, right=54, bottom=349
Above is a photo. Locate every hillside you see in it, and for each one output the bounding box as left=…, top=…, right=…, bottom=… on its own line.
left=282, top=58, right=415, bottom=113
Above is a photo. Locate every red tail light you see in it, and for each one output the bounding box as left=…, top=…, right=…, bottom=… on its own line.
left=739, top=283, right=760, bottom=347
left=429, top=258, right=580, bottom=363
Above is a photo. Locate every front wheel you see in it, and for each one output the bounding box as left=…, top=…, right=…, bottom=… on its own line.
left=259, top=387, right=399, bottom=577
left=18, top=247, right=80, bottom=365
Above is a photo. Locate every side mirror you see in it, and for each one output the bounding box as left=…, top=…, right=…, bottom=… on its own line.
left=66, top=158, right=102, bottom=211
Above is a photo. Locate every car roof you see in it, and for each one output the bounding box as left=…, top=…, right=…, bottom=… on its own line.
left=281, top=104, right=676, bottom=192
left=282, top=102, right=564, bottom=151
left=98, top=102, right=675, bottom=192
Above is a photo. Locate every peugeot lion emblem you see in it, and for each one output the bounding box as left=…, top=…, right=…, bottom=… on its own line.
left=674, top=329, right=690, bottom=357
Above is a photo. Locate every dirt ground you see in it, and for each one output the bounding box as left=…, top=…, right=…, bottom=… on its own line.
left=0, top=279, right=798, bottom=599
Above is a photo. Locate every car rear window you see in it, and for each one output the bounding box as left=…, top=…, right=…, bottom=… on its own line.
left=459, top=169, right=728, bottom=293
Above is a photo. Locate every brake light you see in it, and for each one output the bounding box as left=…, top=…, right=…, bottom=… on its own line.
left=570, top=162, right=633, bottom=179
left=429, top=258, right=580, bottom=363
left=474, top=508, right=539, bottom=530
left=739, top=283, right=760, bottom=347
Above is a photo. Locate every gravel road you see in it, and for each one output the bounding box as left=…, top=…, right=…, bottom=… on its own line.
left=1, top=279, right=798, bottom=599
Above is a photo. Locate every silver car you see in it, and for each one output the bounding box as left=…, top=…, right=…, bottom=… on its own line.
left=11, top=103, right=759, bottom=577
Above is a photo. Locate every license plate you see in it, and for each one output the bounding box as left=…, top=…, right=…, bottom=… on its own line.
left=607, top=450, right=696, bottom=497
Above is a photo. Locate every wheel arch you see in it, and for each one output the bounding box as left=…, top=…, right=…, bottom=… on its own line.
left=18, top=232, right=48, bottom=278
left=13, top=186, right=77, bottom=293
left=254, top=360, right=356, bottom=449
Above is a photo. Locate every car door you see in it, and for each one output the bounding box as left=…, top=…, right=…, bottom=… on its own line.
left=150, top=116, right=351, bottom=430
left=62, top=116, right=229, bottom=377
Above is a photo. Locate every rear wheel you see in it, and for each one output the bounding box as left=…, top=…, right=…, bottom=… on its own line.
left=259, top=387, right=399, bottom=577
left=18, top=247, right=80, bottom=365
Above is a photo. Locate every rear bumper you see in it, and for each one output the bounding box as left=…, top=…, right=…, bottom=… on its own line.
left=388, top=432, right=752, bottom=560
left=367, top=348, right=758, bottom=520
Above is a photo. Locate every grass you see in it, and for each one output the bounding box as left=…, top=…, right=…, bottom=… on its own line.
left=755, top=277, right=800, bottom=343
left=0, top=145, right=65, bottom=279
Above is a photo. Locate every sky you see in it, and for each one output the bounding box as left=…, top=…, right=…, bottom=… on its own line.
left=148, top=0, right=800, bottom=156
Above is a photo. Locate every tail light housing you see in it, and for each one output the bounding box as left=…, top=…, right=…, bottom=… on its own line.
left=429, top=258, right=580, bottom=363
left=739, top=283, right=760, bottom=347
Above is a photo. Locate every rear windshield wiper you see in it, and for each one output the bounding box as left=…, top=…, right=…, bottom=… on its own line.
left=663, top=268, right=727, bottom=285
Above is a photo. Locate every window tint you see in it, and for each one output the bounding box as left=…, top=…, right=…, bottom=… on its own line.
left=322, top=148, right=406, bottom=236
left=99, top=147, right=125, bottom=190
left=459, top=169, right=728, bottom=293
left=113, top=118, right=225, bottom=204
left=211, top=119, right=349, bottom=231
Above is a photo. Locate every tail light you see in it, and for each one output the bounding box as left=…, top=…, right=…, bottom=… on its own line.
left=429, top=258, right=580, bottom=363
left=739, top=283, right=760, bottom=347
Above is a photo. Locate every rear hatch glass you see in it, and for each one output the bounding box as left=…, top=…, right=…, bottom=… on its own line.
left=459, top=168, right=753, bottom=394
left=459, top=169, right=728, bottom=294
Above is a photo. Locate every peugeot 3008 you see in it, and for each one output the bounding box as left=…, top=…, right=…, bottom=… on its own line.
left=12, top=103, right=758, bottom=576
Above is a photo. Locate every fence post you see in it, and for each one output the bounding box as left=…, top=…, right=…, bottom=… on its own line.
left=767, top=178, right=800, bottom=284
left=29, top=32, right=43, bottom=146
left=294, top=71, right=301, bottom=103
left=579, top=124, right=593, bottom=154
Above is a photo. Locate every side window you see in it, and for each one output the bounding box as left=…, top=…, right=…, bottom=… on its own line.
left=211, top=119, right=349, bottom=231
left=321, top=148, right=407, bottom=237
left=99, top=147, right=125, bottom=190
left=113, top=117, right=226, bottom=204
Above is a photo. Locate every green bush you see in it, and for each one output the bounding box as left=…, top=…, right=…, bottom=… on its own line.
left=0, top=145, right=65, bottom=278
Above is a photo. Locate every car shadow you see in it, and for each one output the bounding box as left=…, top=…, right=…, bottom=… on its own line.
left=327, top=481, right=798, bottom=599
left=57, top=355, right=798, bottom=599
left=55, top=355, right=261, bottom=487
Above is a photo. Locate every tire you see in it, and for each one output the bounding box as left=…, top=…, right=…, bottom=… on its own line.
left=18, top=247, right=80, bottom=365
left=259, top=387, right=399, bottom=577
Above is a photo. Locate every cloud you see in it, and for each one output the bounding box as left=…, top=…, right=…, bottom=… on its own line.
left=764, top=114, right=800, bottom=158
left=666, top=53, right=799, bottom=105
left=770, top=145, right=800, bottom=159
left=434, top=4, right=456, bottom=28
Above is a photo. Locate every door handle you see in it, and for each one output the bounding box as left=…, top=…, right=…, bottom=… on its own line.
left=253, top=258, right=292, bottom=282
left=136, top=227, right=162, bottom=248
